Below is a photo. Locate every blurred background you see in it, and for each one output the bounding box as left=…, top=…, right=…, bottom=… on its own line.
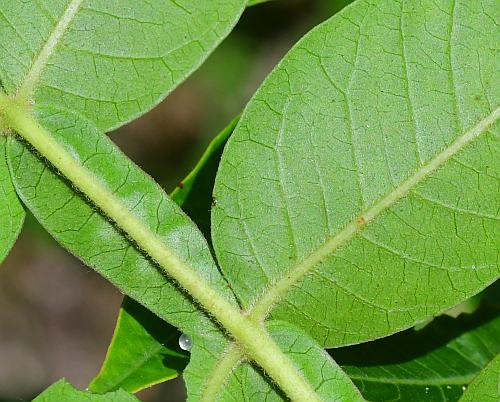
left=0, top=1, right=355, bottom=401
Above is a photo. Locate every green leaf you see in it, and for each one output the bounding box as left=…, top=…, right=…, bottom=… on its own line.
left=33, top=379, right=139, bottom=401
left=186, top=321, right=363, bottom=401
left=332, top=303, right=500, bottom=401
left=7, top=106, right=238, bottom=338
left=88, top=298, right=189, bottom=394
left=171, top=115, right=239, bottom=242
left=90, top=117, right=238, bottom=393
left=212, top=0, right=500, bottom=348
left=0, top=136, right=24, bottom=264
left=0, top=0, right=246, bottom=131
left=459, top=353, right=500, bottom=402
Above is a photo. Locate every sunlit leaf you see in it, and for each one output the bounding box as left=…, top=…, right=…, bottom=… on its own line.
left=186, top=321, right=363, bottom=401
left=89, top=116, right=238, bottom=393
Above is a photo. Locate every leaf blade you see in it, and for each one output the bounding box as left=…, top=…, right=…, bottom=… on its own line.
left=90, top=117, right=238, bottom=393
left=459, top=353, right=500, bottom=402
left=186, top=321, right=363, bottom=401
left=7, top=106, right=238, bottom=338
left=333, top=303, right=500, bottom=401
left=88, top=298, right=188, bottom=394
left=171, top=115, right=239, bottom=242
left=0, top=0, right=246, bottom=130
left=212, top=0, right=500, bottom=347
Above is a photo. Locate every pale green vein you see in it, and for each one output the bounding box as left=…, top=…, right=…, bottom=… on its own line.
left=201, top=345, right=245, bottom=402
left=0, top=95, right=322, bottom=402
left=201, top=106, right=500, bottom=399
left=17, top=0, right=83, bottom=100
left=250, top=107, right=500, bottom=320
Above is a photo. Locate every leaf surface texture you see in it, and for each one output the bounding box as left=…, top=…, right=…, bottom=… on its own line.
left=212, top=0, right=500, bottom=346
left=334, top=303, right=500, bottom=401
left=459, top=352, right=500, bottom=402
left=7, top=107, right=238, bottom=338
left=89, top=298, right=188, bottom=394
left=90, top=117, right=238, bottom=394
left=0, top=0, right=246, bottom=130
left=186, top=321, right=363, bottom=401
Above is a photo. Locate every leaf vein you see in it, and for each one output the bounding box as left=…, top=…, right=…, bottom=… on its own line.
left=17, top=0, right=84, bottom=99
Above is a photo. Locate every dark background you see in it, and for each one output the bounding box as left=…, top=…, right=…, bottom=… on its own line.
left=0, top=1, right=354, bottom=401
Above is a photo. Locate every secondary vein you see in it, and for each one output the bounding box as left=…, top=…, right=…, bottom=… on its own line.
left=17, top=0, right=84, bottom=100
left=1, top=96, right=323, bottom=402
left=250, top=106, right=500, bottom=320
left=201, top=106, right=500, bottom=399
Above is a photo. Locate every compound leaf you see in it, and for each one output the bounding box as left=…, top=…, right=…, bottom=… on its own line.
left=212, top=0, right=500, bottom=347
left=0, top=0, right=246, bottom=131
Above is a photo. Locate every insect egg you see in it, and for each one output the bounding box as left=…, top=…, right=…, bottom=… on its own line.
left=179, top=333, right=193, bottom=352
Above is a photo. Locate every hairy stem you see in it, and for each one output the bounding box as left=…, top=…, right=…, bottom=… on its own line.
left=0, top=96, right=321, bottom=402
left=201, top=345, right=245, bottom=402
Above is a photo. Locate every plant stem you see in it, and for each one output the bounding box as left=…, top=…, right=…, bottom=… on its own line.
left=201, top=345, right=245, bottom=402
left=0, top=97, right=322, bottom=402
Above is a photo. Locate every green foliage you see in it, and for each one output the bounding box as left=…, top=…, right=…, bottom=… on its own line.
left=247, top=0, right=275, bottom=6
left=7, top=106, right=238, bottom=337
left=0, top=0, right=246, bottom=130
left=0, top=136, right=24, bottom=264
left=333, top=303, right=500, bottom=401
left=0, top=0, right=498, bottom=401
left=170, top=116, right=239, bottom=242
left=459, top=353, right=500, bottom=402
left=212, top=0, right=500, bottom=345
left=89, top=298, right=188, bottom=394
left=184, top=321, right=365, bottom=401
left=216, top=321, right=364, bottom=401
left=91, top=118, right=237, bottom=393
left=33, top=379, right=139, bottom=402
left=197, top=0, right=500, bottom=397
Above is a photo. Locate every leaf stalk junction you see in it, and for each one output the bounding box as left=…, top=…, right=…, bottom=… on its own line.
left=0, top=92, right=322, bottom=402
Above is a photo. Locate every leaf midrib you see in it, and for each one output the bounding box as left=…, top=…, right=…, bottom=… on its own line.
left=201, top=107, right=499, bottom=399
left=17, top=0, right=83, bottom=99
left=250, top=107, right=500, bottom=320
